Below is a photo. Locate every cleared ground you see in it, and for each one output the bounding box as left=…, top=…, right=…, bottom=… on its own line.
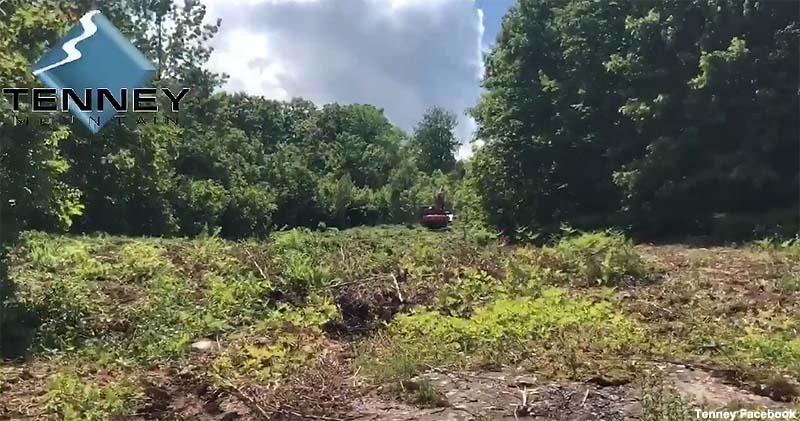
left=1, top=227, right=798, bottom=420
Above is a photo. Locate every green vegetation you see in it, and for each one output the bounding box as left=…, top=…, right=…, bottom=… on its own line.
left=46, top=372, right=142, bottom=421
left=1, top=0, right=797, bottom=419
left=639, top=374, right=695, bottom=421
left=1, top=228, right=798, bottom=418
left=472, top=0, right=797, bottom=240
left=361, top=287, right=645, bottom=381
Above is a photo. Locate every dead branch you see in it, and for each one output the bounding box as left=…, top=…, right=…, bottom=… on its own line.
left=220, top=378, right=348, bottom=421
left=244, top=248, right=269, bottom=281
left=391, top=273, right=404, bottom=303
left=218, top=378, right=271, bottom=419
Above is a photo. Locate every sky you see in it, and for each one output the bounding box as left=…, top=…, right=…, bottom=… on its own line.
left=202, top=0, right=516, bottom=158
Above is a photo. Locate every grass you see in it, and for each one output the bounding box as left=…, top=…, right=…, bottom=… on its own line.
left=639, top=373, right=695, bottom=421
left=1, top=228, right=798, bottom=419
left=753, top=236, right=800, bottom=263
left=776, top=275, right=800, bottom=293
left=45, top=371, right=142, bottom=421
left=360, top=287, right=646, bottom=383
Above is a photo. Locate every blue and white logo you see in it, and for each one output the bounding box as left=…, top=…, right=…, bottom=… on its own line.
left=31, top=10, right=156, bottom=133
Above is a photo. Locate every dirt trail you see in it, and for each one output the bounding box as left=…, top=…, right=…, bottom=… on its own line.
left=346, top=364, right=792, bottom=421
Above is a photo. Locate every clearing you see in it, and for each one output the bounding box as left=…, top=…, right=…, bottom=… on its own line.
left=1, top=227, right=798, bottom=420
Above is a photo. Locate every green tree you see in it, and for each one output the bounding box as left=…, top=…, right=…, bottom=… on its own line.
left=472, top=0, right=799, bottom=238
left=0, top=1, right=84, bottom=357
left=412, top=107, right=459, bottom=175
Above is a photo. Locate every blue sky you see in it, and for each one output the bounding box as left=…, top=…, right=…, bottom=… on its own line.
left=204, top=0, right=516, bottom=157
left=477, top=0, right=516, bottom=47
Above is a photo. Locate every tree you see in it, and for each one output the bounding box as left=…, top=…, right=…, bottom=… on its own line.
left=472, top=0, right=799, bottom=238
left=412, top=107, right=459, bottom=175
left=0, top=0, right=474, bottom=253
left=0, top=1, right=84, bottom=357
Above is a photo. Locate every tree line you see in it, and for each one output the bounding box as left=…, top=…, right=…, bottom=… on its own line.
left=471, top=0, right=798, bottom=240
left=1, top=0, right=797, bottom=249
left=1, top=1, right=467, bottom=245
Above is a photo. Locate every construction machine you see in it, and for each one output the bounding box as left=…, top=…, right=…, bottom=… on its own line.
left=419, top=188, right=453, bottom=230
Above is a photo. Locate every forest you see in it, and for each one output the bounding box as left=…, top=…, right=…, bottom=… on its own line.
left=0, top=0, right=798, bottom=420
left=1, top=0, right=796, bottom=244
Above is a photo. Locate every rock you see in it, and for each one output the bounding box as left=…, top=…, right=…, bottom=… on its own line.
left=510, top=375, right=537, bottom=388
left=191, top=339, right=216, bottom=352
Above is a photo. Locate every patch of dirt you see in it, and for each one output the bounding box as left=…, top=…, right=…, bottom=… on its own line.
left=132, top=367, right=250, bottom=421
left=667, top=364, right=790, bottom=409
left=0, top=362, right=52, bottom=420
left=349, top=368, right=639, bottom=421
left=330, top=278, right=405, bottom=337
left=347, top=364, right=798, bottom=421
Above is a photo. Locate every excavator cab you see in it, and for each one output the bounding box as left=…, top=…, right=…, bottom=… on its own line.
left=420, top=189, right=453, bottom=230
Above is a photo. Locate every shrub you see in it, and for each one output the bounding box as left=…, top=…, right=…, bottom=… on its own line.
left=46, top=372, right=141, bottom=421
left=435, top=269, right=509, bottom=317
left=544, top=231, right=647, bottom=285
left=211, top=298, right=341, bottom=383
left=362, top=288, right=645, bottom=381
left=115, top=241, right=170, bottom=283
left=753, top=235, right=800, bottom=263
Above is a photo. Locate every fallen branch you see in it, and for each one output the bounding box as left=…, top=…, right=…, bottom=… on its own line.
left=323, top=274, right=394, bottom=290
left=219, top=378, right=347, bottom=421
left=218, top=378, right=271, bottom=419
left=244, top=248, right=269, bottom=281
left=278, top=405, right=347, bottom=421
left=391, top=273, right=404, bottom=303
left=452, top=405, right=477, bottom=417
left=323, top=271, right=435, bottom=290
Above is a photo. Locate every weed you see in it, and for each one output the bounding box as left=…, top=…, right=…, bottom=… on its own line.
left=115, top=241, right=170, bottom=282
left=28, top=276, right=105, bottom=350
left=210, top=297, right=341, bottom=385
left=639, top=373, right=694, bottom=421
left=689, top=252, right=714, bottom=268
left=548, top=230, right=647, bottom=285
left=9, top=227, right=798, bottom=420
left=776, top=274, right=800, bottom=293
left=753, top=236, right=800, bottom=263
left=399, top=378, right=449, bottom=408
left=510, top=230, right=647, bottom=286
left=46, top=372, right=141, bottom=421
left=436, top=269, right=508, bottom=317
left=361, top=287, right=645, bottom=382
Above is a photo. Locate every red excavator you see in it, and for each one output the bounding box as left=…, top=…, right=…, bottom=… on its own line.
left=420, top=188, right=453, bottom=230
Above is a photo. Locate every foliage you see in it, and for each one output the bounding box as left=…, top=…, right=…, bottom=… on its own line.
left=511, top=230, right=647, bottom=286
left=211, top=298, right=340, bottom=384
left=46, top=372, right=142, bottom=421
left=7, top=0, right=791, bottom=248
left=362, top=287, right=645, bottom=382
left=436, top=269, right=509, bottom=317
left=753, top=235, right=800, bottom=264
left=5, top=227, right=800, bottom=417
left=0, top=2, right=85, bottom=356
left=471, top=0, right=798, bottom=238
left=6, top=227, right=491, bottom=362
left=546, top=230, right=647, bottom=285
left=639, top=374, right=694, bottom=421
left=411, top=107, right=459, bottom=174
left=0, top=1, right=469, bottom=244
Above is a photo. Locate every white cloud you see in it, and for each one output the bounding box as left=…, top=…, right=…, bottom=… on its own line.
left=202, top=0, right=484, bottom=158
